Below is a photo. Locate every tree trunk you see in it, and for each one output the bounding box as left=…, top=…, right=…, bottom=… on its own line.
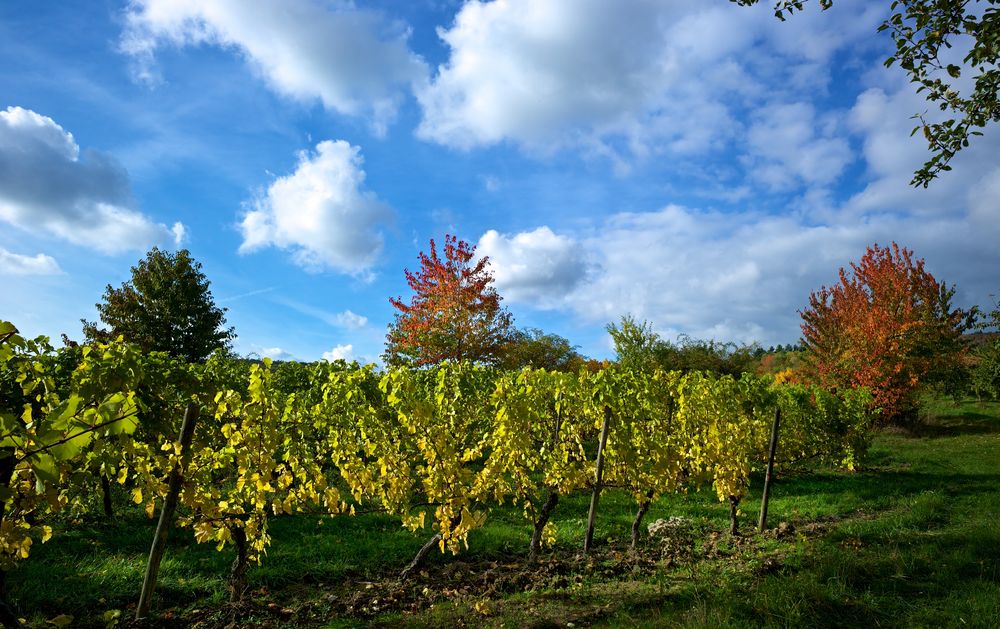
left=101, top=473, right=114, bottom=520
left=729, top=495, right=741, bottom=536
left=228, top=527, right=250, bottom=603
left=631, top=490, right=654, bottom=549
left=528, top=490, right=559, bottom=561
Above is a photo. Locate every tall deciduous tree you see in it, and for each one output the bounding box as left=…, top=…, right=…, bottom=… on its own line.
left=82, top=248, right=234, bottom=362
left=735, top=0, right=1000, bottom=187
left=800, top=242, right=973, bottom=422
left=606, top=315, right=666, bottom=372
left=384, top=235, right=514, bottom=366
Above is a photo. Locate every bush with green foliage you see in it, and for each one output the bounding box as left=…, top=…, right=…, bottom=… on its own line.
left=606, top=315, right=758, bottom=376
left=500, top=327, right=584, bottom=372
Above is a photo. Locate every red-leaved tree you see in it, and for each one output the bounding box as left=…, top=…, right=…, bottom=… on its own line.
left=800, top=242, right=973, bottom=423
left=384, top=235, right=515, bottom=367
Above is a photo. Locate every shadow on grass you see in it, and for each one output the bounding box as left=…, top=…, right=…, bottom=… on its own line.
left=612, top=482, right=1000, bottom=628
left=905, top=411, right=1000, bottom=438
left=769, top=470, right=1000, bottom=503
left=744, top=505, right=1000, bottom=628
left=902, top=398, right=1000, bottom=438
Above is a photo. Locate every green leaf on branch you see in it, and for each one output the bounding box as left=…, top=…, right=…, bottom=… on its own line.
left=48, top=430, right=95, bottom=462
left=31, top=452, right=60, bottom=485
left=44, top=397, right=81, bottom=432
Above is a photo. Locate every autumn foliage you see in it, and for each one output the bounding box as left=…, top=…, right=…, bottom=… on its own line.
left=800, top=242, right=972, bottom=423
left=385, top=235, right=515, bottom=367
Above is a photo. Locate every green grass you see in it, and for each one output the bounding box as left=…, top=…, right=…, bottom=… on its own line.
left=10, top=397, right=1000, bottom=628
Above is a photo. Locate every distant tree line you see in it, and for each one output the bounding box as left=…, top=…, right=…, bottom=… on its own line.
left=66, top=238, right=1000, bottom=426
left=605, top=315, right=759, bottom=377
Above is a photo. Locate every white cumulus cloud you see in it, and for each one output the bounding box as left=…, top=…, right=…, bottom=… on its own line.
left=322, top=343, right=354, bottom=362
left=121, top=0, right=427, bottom=134
left=0, top=249, right=63, bottom=276
left=487, top=194, right=1000, bottom=347
left=417, top=0, right=883, bottom=165
left=239, top=140, right=393, bottom=275
left=476, top=227, right=587, bottom=306
left=260, top=347, right=295, bottom=361
left=171, top=221, right=188, bottom=246
left=745, top=102, right=853, bottom=191
left=0, top=106, right=186, bottom=254
left=847, top=81, right=1000, bottom=223
left=332, top=310, right=368, bottom=329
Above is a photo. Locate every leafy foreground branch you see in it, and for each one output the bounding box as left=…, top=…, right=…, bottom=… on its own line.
left=734, top=0, right=1000, bottom=187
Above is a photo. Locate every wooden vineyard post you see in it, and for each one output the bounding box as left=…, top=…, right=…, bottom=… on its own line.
left=584, top=405, right=611, bottom=554
left=758, top=407, right=782, bottom=532
left=136, top=402, right=200, bottom=620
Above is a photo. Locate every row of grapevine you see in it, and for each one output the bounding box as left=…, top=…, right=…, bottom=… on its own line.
left=0, top=322, right=875, bottom=618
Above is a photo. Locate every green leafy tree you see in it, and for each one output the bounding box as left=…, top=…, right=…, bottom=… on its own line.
left=82, top=248, right=235, bottom=362
left=735, top=0, right=1000, bottom=187
left=606, top=315, right=666, bottom=372
left=972, top=294, right=1000, bottom=399
left=669, top=335, right=760, bottom=376
left=500, top=327, right=585, bottom=372
left=606, top=315, right=758, bottom=375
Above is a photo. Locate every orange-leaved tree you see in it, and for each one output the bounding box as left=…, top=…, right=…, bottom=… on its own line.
left=800, top=242, right=973, bottom=423
left=384, top=235, right=515, bottom=367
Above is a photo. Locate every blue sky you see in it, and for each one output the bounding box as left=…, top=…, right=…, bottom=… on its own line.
left=2, top=0, right=998, bottom=363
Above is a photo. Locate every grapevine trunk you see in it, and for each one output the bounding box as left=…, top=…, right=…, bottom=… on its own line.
left=529, top=490, right=560, bottom=561
left=228, top=527, right=250, bottom=603
left=631, top=491, right=654, bottom=549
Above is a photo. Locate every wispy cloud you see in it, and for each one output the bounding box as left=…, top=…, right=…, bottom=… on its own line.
left=0, top=248, right=63, bottom=276
left=217, top=286, right=277, bottom=304
left=273, top=297, right=369, bottom=329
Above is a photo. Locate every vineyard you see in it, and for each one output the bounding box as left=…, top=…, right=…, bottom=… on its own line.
left=0, top=320, right=881, bottom=625
left=6, top=0, right=1000, bottom=624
